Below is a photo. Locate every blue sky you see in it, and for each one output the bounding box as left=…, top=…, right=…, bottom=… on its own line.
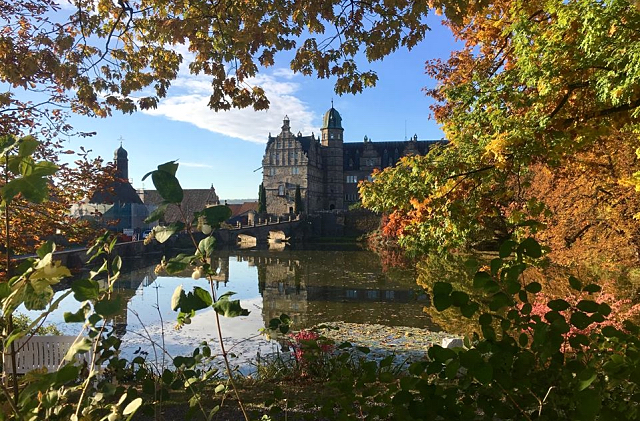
left=63, top=15, right=457, bottom=200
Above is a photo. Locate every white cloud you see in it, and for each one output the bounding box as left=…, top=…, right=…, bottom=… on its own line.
left=179, top=162, right=214, bottom=169
left=142, top=52, right=316, bottom=143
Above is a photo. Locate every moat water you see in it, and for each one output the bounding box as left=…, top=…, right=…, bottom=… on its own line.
left=22, top=246, right=438, bottom=370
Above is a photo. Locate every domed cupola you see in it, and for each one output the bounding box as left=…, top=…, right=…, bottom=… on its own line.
left=322, top=106, right=342, bottom=130
left=320, top=103, right=344, bottom=146
left=115, top=144, right=128, bottom=160
left=114, top=142, right=129, bottom=180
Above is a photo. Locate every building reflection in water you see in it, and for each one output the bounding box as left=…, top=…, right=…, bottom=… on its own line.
left=106, top=249, right=437, bottom=340
left=234, top=250, right=436, bottom=331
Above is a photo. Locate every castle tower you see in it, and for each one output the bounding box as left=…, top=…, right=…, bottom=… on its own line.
left=114, top=143, right=129, bottom=180
left=320, top=105, right=344, bottom=210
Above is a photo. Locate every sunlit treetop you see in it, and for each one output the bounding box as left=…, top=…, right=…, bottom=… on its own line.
left=426, top=0, right=640, bottom=165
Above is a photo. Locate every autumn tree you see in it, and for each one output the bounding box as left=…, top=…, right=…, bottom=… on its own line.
left=361, top=0, right=640, bottom=265
left=1, top=0, right=438, bottom=139
left=0, top=138, right=114, bottom=257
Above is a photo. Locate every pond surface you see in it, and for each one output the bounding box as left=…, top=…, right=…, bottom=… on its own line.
left=23, top=247, right=437, bottom=370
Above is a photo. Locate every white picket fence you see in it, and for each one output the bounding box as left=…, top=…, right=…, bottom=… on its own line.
left=3, top=335, right=91, bottom=375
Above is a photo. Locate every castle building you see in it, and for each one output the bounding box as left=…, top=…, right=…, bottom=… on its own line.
left=262, top=106, right=442, bottom=214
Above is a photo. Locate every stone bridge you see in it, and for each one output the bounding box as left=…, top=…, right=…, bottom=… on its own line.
left=214, top=216, right=305, bottom=245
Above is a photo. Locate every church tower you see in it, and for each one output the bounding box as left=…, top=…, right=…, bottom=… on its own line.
left=320, top=105, right=344, bottom=210
left=114, top=143, right=129, bottom=180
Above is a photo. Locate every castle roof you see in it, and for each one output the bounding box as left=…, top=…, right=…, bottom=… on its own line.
left=90, top=181, right=143, bottom=205
left=343, top=139, right=443, bottom=170
left=322, top=107, right=342, bottom=130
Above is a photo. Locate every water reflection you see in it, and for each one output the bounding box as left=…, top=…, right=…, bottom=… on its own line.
left=243, top=250, right=434, bottom=329
left=26, top=248, right=437, bottom=365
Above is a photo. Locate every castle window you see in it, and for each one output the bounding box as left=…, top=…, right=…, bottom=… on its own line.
left=276, top=152, right=280, bottom=165
left=346, top=175, right=358, bottom=183
left=269, top=167, right=276, bottom=176
left=278, top=185, right=285, bottom=196
left=269, top=153, right=273, bottom=164
left=291, top=167, right=299, bottom=175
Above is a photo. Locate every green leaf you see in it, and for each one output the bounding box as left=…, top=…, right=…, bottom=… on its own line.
left=569, top=276, right=582, bottom=291
left=547, top=299, right=571, bottom=311
left=64, top=303, right=90, bottom=323
left=1, top=174, right=49, bottom=204
left=162, top=369, right=174, bottom=385
left=193, top=287, right=213, bottom=307
left=171, top=285, right=183, bottom=311
left=460, top=301, right=479, bottom=318
left=0, top=135, right=17, bottom=156
left=519, top=237, right=542, bottom=258
left=576, top=300, right=599, bottom=314
left=450, top=291, right=469, bottom=307
left=55, top=364, right=80, bottom=383
left=473, top=271, right=492, bottom=289
left=576, top=388, right=601, bottom=421
left=525, top=282, right=542, bottom=293
left=173, top=287, right=213, bottom=316
left=582, top=284, right=602, bottom=293
left=601, top=326, right=619, bottom=338
left=212, top=291, right=250, bottom=318
left=71, top=278, right=100, bottom=301
left=153, top=222, right=185, bottom=243
left=433, top=282, right=453, bottom=296
left=598, top=303, right=611, bottom=317
left=499, top=240, right=517, bottom=258
left=165, top=257, right=189, bottom=274
left=94, top=295, right=123, bottom=317
left=489, top=292, right=512, bottom=311
left=202, top=205, right=232, bottom=228
left=0, top=282, right=9, bottom=300
left=473, top=363, right=493, bottom=385
left=490, top=258, right=502, bottom=276
left=123, top=398, right=143, bottom=417
left=198, top=236, right=217, bottom=257
left=158, top=161, right=179, bottom=176
left=36, top=241, right=55, bottom=259
left=569, top=334, right=589, bottom=348
left=208, top=405, right=220, bottom=421
left=518, top=333, right=528, bottom=347
left=478, top=313, right=492, bottom=326
left=17, top=136, right=39, bottom=158
left=144, top=202, right=169, bottom=223
left=570, top=312, right=593, bottom=330
left=23, top=282, right=53, bottom=310
left=64, top=338, right=92, bottom=361
left=152, top=170, right=183, bottom=203
left=433, top=294, right=452, bottom=311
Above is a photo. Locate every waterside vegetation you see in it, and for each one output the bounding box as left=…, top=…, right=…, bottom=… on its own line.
left=1, top=0, right=640, bottom=419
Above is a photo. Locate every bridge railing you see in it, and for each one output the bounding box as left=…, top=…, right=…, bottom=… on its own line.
left=229, top=213, right=301, bottom=230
